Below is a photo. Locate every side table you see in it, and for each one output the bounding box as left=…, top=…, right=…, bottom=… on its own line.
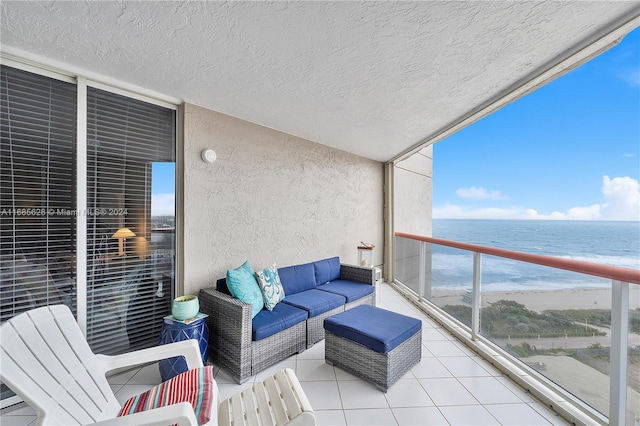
left=158, top=315, right=209, bottom=381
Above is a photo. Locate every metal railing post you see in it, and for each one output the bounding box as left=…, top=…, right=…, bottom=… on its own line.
left=418, top=241, right=427, bottom=303
left=471, top=252, right=482, bottom=340
left=609, top=280, right=629, bottom=426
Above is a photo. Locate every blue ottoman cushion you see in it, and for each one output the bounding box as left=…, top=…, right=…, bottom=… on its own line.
left=281, top=289, right=345, bottom=317
left=324, top=305, right=421, bottom=353
left=317, top=280, right=374, bottom=302
left=252, top=302, right=307, bottom=341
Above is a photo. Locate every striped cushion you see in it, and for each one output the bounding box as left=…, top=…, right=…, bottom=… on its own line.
left=118, top=366, right=214, bottom=425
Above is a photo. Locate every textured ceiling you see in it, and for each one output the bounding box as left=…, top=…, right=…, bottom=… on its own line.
left=1, top=1, right=639, bottom=162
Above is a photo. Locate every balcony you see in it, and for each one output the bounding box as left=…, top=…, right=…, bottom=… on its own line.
left=3, top=240, right=637, bottom=425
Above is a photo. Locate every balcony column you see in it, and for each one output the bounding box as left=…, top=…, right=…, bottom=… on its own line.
left=609, top=280, right=629, bottom=426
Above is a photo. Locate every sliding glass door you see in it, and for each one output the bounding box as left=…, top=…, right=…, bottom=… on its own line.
left=86, top=87, right=176, bottom=354
left=1, top=64, right=177, bottom=404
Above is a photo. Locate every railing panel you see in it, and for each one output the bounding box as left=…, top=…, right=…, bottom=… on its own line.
left=429, top=243, right=473, bottom=327
left=393, top=236, right=421, bottom=295
left=393, top=232, right=640, bottom=425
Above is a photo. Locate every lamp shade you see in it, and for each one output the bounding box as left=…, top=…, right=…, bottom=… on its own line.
left=112, top=227, right=136, bottom=238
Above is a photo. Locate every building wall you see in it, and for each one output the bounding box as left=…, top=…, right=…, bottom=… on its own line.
left=393, top=145, right=433, bottom=291
left=181, top=103, right=384, bottom=295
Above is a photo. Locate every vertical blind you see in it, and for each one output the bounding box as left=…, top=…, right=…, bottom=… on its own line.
left=86, top=87, right=176, bottom=354
left=0, top=65, right=77, bottom=323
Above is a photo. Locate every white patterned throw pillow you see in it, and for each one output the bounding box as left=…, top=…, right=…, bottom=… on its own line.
left=255, top=263, right=285, bottom=311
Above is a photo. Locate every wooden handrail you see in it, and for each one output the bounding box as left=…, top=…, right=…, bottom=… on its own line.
left=395, top=232, right=640, bottom=285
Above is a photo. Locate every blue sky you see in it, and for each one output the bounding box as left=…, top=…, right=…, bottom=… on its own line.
left=433, top=26, right=640, bottom=221
left=152, top=162, right=175, bottom=216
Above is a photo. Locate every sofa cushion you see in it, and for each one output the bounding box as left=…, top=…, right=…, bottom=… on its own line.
left=323, top=305, right=422, bottom=353
left=226, top=261, right=263, bottom=319
left=317, top=279, right=374, bottom=303
left=277, top=262, right=316, bottom=295
left=313, top=257, right=341, bottom=285
left=216, top=277, right=231, bottom=295
left=280, top=289, right=345, bottom=318
left=255, top=263, right=285, bottom=311
left=252, top=302, right=308, bottom=341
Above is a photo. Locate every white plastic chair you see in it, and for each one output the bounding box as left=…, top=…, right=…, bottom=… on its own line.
left=1, top=305, right=315, bottom=425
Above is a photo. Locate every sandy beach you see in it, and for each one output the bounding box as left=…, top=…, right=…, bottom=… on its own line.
left=431, top=286, right=640, bottom=313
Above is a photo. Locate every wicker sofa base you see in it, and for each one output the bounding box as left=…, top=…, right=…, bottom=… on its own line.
left=325, top=328, right=421, bottom=392
left=306, top=305, right=344, bottom=348
left=344, top=293, right=375, bottom=310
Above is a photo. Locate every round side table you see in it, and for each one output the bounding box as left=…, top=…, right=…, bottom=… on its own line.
left=158, top=316, right=209, bottom=382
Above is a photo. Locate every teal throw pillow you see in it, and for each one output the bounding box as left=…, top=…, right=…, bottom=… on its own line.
left=226, top=261, right=263, bottom=318
left=255, top=263, right=285, bottom=311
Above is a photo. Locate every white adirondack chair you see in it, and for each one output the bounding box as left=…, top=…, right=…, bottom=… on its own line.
left=1, top=305, right=315, bottom=426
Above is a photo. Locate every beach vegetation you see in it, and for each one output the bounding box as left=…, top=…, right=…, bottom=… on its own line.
left=442, top=300, right=607, bottom=338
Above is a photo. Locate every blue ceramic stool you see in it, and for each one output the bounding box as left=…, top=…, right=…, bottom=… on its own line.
left=158, top=316, right=209, bottom=381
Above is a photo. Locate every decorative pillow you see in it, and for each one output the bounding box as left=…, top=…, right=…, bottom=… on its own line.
left=255, top=263, right=286, bottom=310
left=226, top=261, right=264, bottom=318
left=118, top=366, right=215, bottom=426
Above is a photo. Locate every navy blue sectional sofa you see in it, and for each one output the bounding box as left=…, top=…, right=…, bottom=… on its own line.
left=199, top=256, right=375, bottom=383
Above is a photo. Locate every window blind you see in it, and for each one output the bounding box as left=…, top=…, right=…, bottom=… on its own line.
left=86, top=87, right=176, bottom=354
left=0, top=65, right=77, bottom=323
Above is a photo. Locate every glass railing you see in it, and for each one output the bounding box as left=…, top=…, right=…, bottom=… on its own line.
left=394, top=232, right=640, bottom=425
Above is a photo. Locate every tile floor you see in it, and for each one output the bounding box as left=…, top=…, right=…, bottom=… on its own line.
left=1, top=282, right=569, bottom=425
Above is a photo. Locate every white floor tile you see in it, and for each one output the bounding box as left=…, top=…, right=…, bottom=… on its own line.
left=422, top=327, right=450, bottom=341
left=298, top=340, right=325, bottom=360
left=107, top=367, right=139, bottom=385
left=458, top=377, right=523, bottom=404
left=419, top=378, right=479, bottom=406
left=217, top=381, right=254, bottom=402
left=314, top=409, right=347, bottom=426
left=411, top=357, right=453, bottom=379
left=384, top=378, right=434, bottom=408
left=439, top=405, right=499, bottom=425
left=213, top=366, right=241, bottom=384
left=338, top=380, right=389, bottom=409
left=300, top=381, right=343, bottom=410
left=439, top=356, right=491, bottom=377
left=128, top=363, right=162, bottom=385
left=344, top=408, right=397, bottom=425
left=424, top=340, right=468, bottom=357
left=253, top=359, right=296, bottom=382
left=495, top=376, right=537, bottom=403
left=484, top=403, right=553, bottom=425
left=113, top=384, right=154, bottom=405
left=528, top=402, right=570, bottom=425
left=392, top=407, right=450, bottom=425
left=297, top=359, right=336, bottom=381
left=334, top=366, right=363, bottom=381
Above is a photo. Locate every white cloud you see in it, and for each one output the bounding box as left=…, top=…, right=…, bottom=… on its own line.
left=456, top=186, right=508, bottom=200
left=434, top=204, right=524, bottom=220
left=435, top=176, right=640, bottom=221
left=600, top=175, right=640, bottom=221
left=152, top=193, right=175, bottom=216
left=624, top=153, right=637, bottom=158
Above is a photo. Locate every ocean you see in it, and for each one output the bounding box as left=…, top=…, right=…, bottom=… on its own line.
left=429, top=219, right=640, bottom=291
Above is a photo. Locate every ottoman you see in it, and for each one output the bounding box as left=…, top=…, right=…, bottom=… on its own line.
left=323, top=305, right=421, bottom=392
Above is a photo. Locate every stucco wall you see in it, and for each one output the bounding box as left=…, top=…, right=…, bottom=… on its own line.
left=393, top=145, right=433, bottom=291
left=182, top=103, right=384, bottom=295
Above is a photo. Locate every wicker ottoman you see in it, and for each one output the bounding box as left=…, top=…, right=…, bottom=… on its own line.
left=323, top=305, right=421, bottom=392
